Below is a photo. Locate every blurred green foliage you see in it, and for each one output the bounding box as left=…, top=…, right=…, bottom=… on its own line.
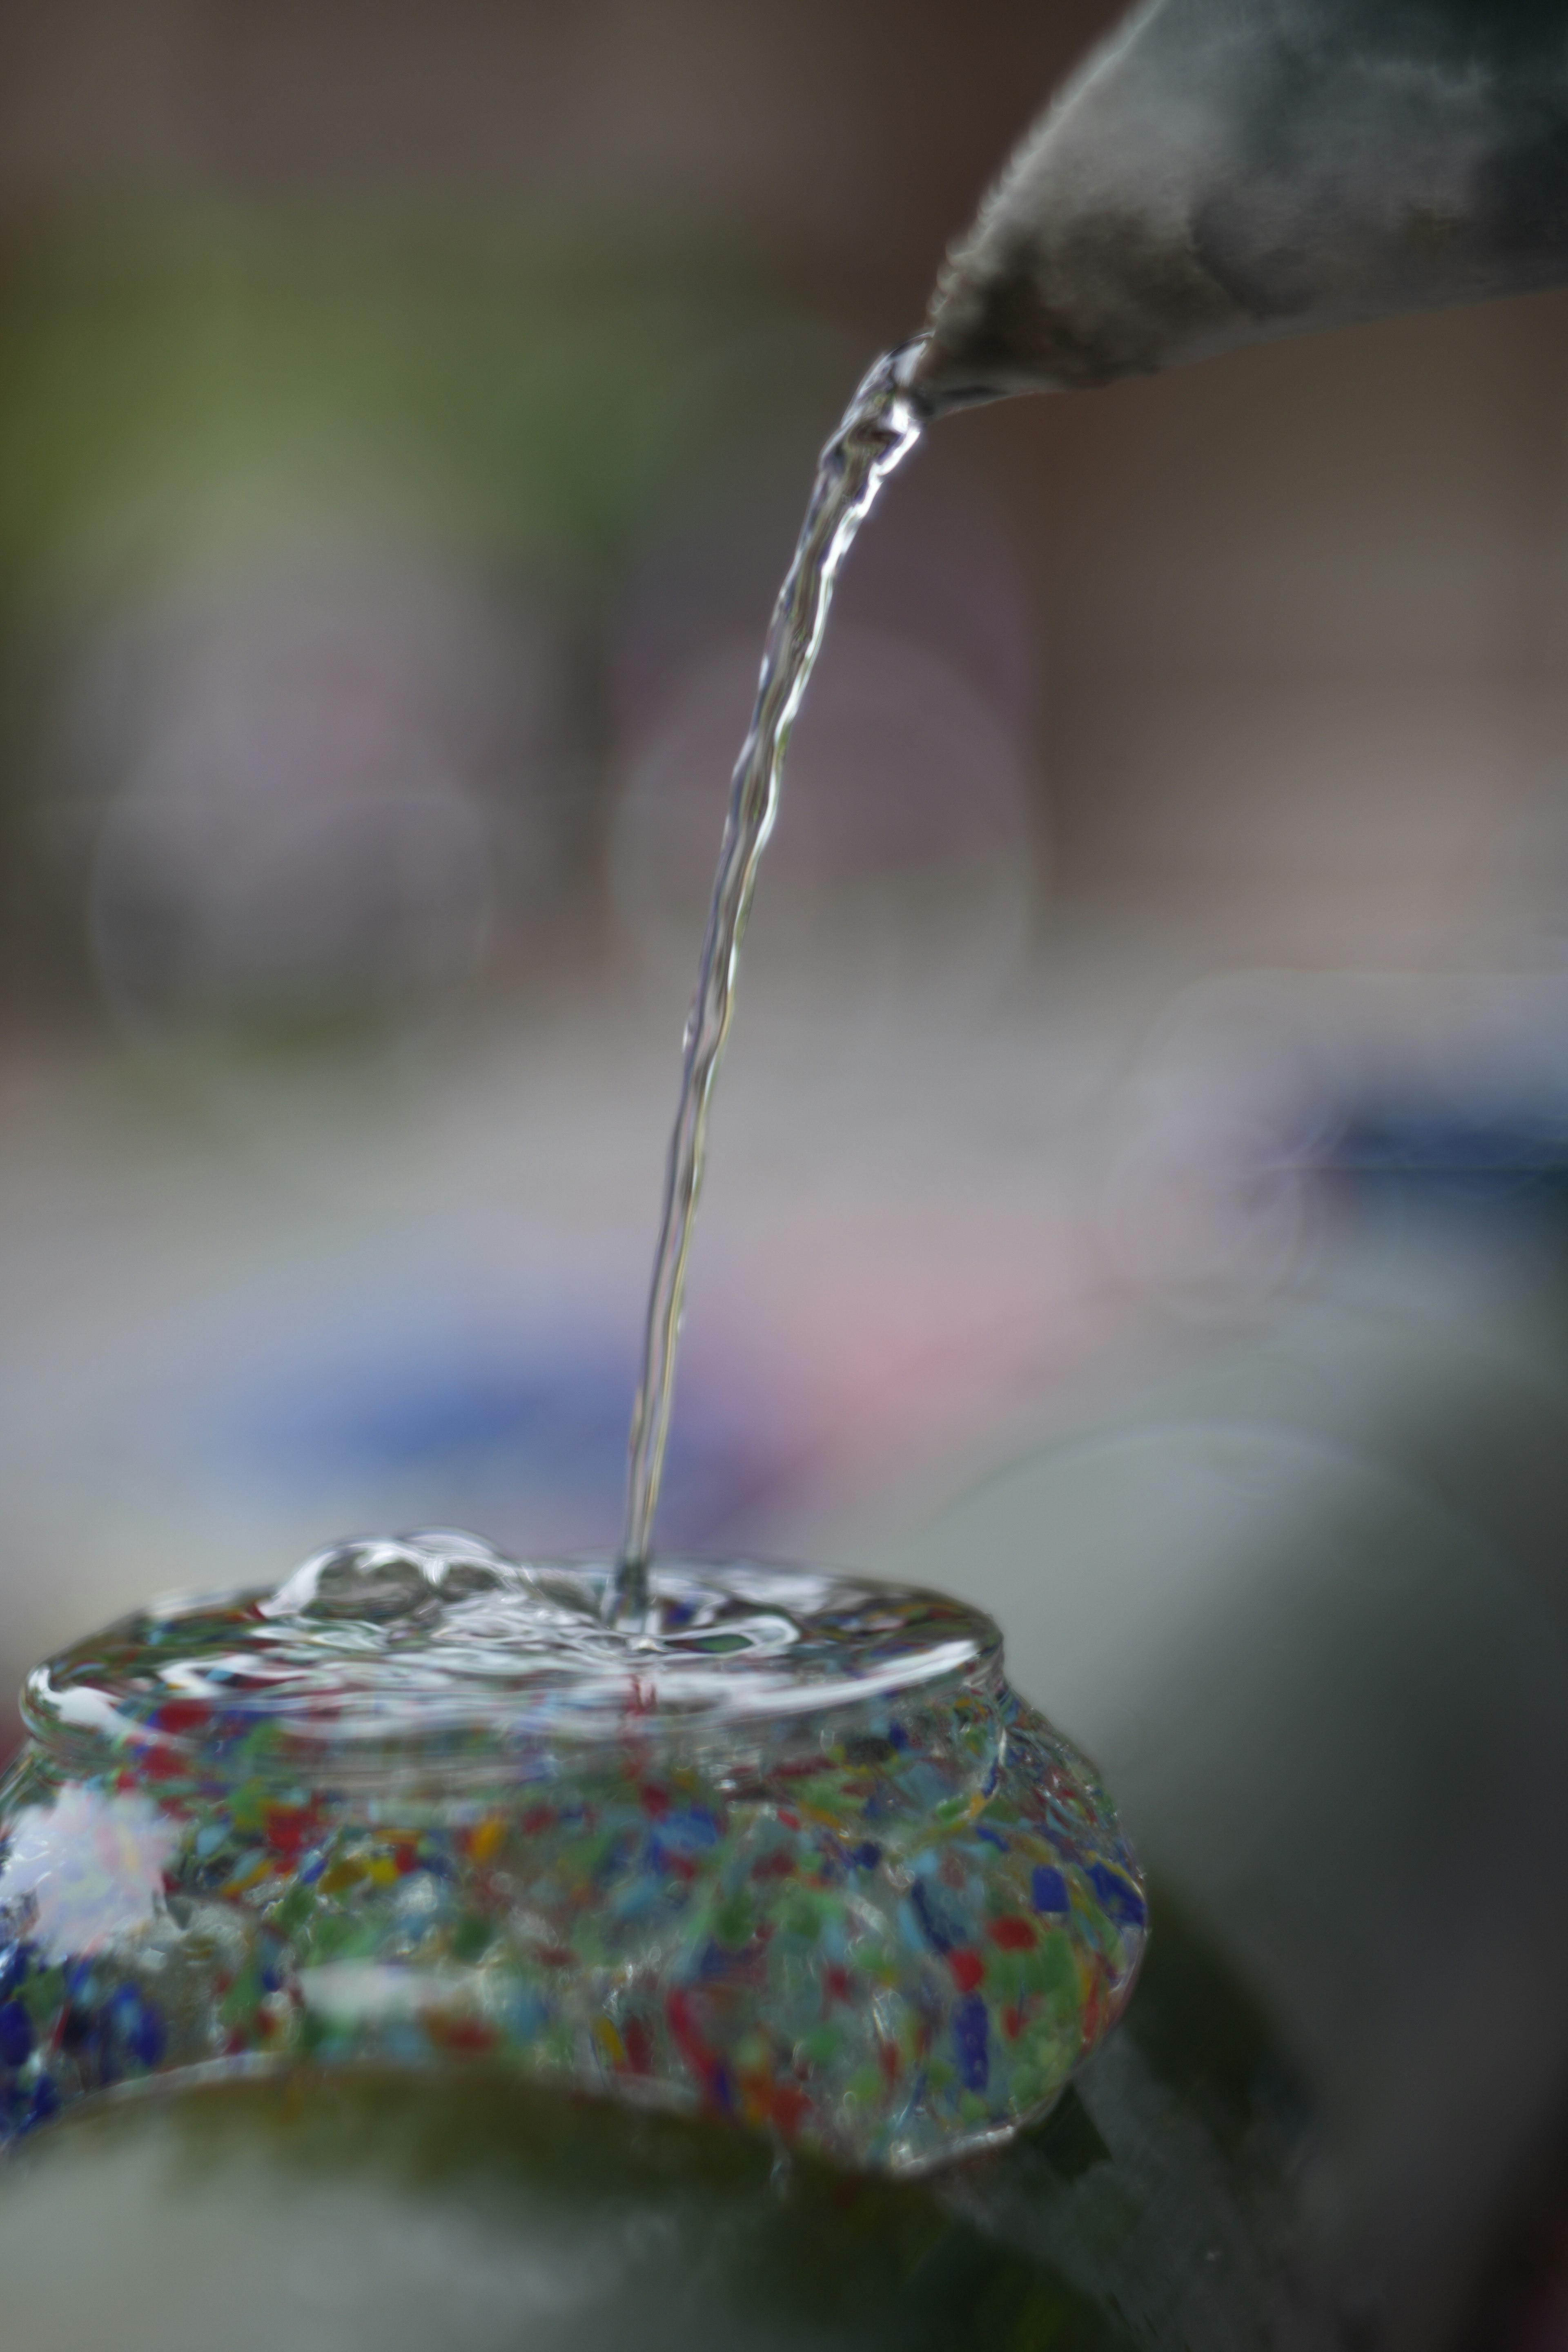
left=0, top=225, right=847, bottom=586
left=0, top=226, right=858, bottom=1022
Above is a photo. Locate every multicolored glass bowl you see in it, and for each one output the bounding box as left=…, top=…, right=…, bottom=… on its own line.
left=0, top=1531, right=1145, bottom=2172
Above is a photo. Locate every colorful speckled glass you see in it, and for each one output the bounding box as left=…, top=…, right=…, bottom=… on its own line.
left=0, top=1532, right=1146, bottom=2172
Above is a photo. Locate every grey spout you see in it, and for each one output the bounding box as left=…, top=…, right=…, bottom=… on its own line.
left=915, top=0, right=1568, bottom=409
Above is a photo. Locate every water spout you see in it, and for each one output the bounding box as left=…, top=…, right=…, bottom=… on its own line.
left=916, top=0, right=1568, bottom=407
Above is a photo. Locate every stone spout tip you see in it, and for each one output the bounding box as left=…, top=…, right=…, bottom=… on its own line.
left=901, top=310, right=1068, bottom=419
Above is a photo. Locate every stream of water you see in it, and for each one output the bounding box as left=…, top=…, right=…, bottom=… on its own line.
left=611, top=340, right=931, bottom=1619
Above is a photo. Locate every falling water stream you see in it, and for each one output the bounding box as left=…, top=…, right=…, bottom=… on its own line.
left=612, top=341, right=931, bottom=1618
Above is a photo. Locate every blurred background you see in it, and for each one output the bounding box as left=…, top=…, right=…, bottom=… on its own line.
left=8, top=0, right=1568, bottom=2341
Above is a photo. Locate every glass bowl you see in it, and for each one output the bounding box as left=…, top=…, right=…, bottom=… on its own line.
left=0, top=1531, right=1146, bottom=2173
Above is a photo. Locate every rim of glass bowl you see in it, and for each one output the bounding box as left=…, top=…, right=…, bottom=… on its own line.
left=19, top=1534, right=1006, bottom=1794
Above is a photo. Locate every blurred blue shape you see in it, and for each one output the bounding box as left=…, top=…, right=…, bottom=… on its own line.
left=1324, top=1098, right=1568, bottom=1213
left=160, top=1274, right=793, bottom=1559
